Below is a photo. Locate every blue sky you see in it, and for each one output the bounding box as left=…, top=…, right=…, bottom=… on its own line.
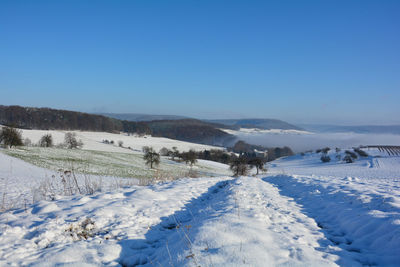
left=1, top=0, right=399, bottom=125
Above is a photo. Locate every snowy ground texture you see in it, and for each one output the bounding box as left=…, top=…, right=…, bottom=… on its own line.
left=17, top=128, right=222, bottom=153
left=0, top=150, right=230, bottom=212
left=1, top=148, right=399, bottom=266
left=2, top=147, right=230, bottom=180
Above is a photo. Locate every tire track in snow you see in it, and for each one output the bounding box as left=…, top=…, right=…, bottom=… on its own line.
left=184, top=177, right=338, bottom=266
left=134, top=177, right=338, bottom=266
left=265, top=175, right=400, bottom=266
left=118, top=179, right=233, bottom=266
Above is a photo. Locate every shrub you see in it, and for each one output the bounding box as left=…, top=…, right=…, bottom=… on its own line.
left=181, top=149, right=198, bottom=167
left=118, top=140, right=123, bottom=147
left=320, top=155, right=331, bottom=163
left=39, top=134, right=53, bottom=147
left=192, top=149, right=234, bottom=164
left=343, top=155, right=354, bottom=163
left=0, top=126, right=23, bottom=148
left=64, top=132, right=83, bottom=149
left=230, top=157, right=249, bottom=176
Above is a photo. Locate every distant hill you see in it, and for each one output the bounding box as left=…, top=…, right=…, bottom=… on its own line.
left=300, top=124, right=400, bottom=135
left=145, top=119, right=234, bottom=146
left=102, top=114, right=302, bottom=131
left=100, top=114, right=233, bottom=145
left=0, top=105, right=233, bottom=146
left=0, top=105, right=150, bottom=134
left=101, top=113, right=188, bottom=122
left=209, top=119, right=303, bottom=131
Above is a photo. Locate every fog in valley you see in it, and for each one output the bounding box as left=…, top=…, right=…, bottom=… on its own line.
left=235, top=132, right=400, bottom=153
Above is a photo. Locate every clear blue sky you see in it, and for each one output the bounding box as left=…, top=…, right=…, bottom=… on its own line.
left=1, top=0, right=399, bottom=125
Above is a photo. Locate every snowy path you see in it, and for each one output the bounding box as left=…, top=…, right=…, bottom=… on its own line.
left=172, top=177, right=338, bottom=266
left=1, top=176, right=341, bottom=266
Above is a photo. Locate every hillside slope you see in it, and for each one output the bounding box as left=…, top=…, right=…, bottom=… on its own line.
left=1, top=148, right=399, bottom=266
left=0, top=105, right=150, bottom=134
left=210, top=118, right=303, bottom=130
left=101, top=113, right=188, bottom=122
left=146, top=119, right=234, bottom=146
left=0, top=105, right=233, bottom=145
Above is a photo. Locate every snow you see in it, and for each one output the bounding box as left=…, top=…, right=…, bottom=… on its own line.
left=269, top=148, right=400, bottom=180
left=2, top=147, right=231, bottom=180
left=1, top=176, right=339, bottom=266
left=1, top=147, right=399, bottom=266
left=0, top=151, right=136, bottom=211
left=17, top=128, right=222, bottom=153
left=265, top=150, right=400, bottom=266
left=0, top=149, right=230, bottom=211
left=0, top=177, right=231, bottom=266
left=161, top=177, right=338, bottom=266
left=266, top=172, right=400, bottom=265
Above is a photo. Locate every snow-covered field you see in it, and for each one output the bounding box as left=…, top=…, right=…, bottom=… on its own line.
left=0, top=149, right=230, bottom=211
left=266, top=150, right=400, bottom=266
left=17, top=128, right=222, bottom=153
left=2, top=147, right=230, bottom=180
left=1, top=148, right=399, bottom=266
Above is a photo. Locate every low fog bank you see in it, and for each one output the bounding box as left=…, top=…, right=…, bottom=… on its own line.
left=235, top=132, right=400, bottom=153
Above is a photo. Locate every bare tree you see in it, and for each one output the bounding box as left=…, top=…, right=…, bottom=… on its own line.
left=170, top=146, right=180, bottom=161
left=0, top=126, right=23, bottom=148
left=248, top=157, right=267, bottom=175
left=39, top=134, right=53, bottom=147
left=181, top=149, right=197, bottom=167
left=64, top=132, right=82, bottom=149
left=143, top=147, right=160, bottom=169
left=229, top=157, right=249, bottom=176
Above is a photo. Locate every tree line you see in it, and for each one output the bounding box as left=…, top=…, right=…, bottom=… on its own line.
left=142, top=145, right=268, bottom=176
left=0, top=105, right=151, bottom=135
left=0, top=105, right=233, bottom=145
